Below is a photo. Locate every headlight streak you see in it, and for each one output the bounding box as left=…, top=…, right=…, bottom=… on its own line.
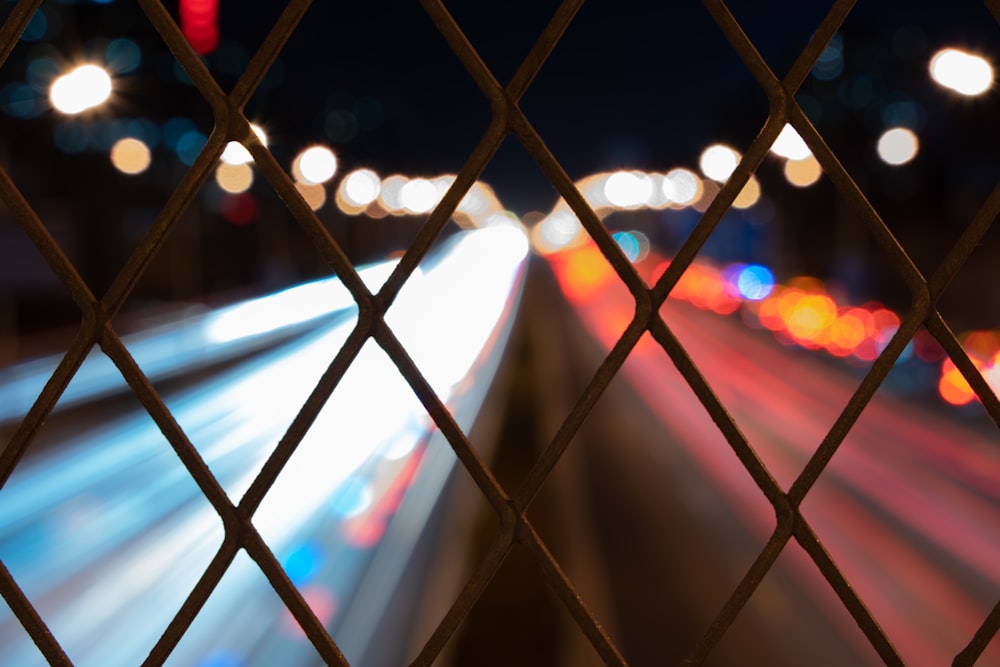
left=0, top=227, right=529, bottom=666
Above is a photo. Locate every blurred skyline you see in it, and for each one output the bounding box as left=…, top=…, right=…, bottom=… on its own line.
left=0, top=0, right=998, bottom=340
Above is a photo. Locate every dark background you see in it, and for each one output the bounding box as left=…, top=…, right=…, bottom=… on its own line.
left=1, top=0, right=998, bottom=351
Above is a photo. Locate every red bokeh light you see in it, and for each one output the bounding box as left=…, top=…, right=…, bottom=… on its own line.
left=180, top=0, right=219, bottom=55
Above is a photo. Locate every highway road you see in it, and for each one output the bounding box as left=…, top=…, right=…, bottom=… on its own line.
left=528, top=246, right=1000, bottom=667
left=0, top=226, right=529, bottom=667
left=3, top=229, right=999, bottom=666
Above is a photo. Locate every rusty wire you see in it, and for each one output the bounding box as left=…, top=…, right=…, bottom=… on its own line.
left=1, top=0, right=999, bottom=665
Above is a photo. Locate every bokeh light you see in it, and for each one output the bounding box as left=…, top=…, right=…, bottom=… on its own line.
left=110, top=137, right=152, bottom=175
left=770, top=124, right=812, bottom=160
left=105, top=38, right=142, bottom=74
left=293, top=145, right=337, bottom=184
left=378, top=175, right=408, bottom=213
left=930, top=48, right=994, bottom=96
left=699, top=144, right=740, bottom=182
left=612, top=230, right=650, bottom=263
left=282, top=542, right=325, bottom=587
left=604, top=171, right=654, bottom=209
left=531, top=209, right=583, bottom=254
left=49, top=64, right=112, bottom=114
left=812, top=33, right=844, bottom=80
left=296, top=182, right=326, bottom=211
left=20, top=7, right=48, bottom=42
left=181, top=0, right=220, bottom=55
left=340, top=168, right=381, bottom=207
left=400, top=178, right=439, bottom=214
left=727, top=263, right=774, bottom=300
left=732, top=175, right=761, bottom=209
left=457, top=182, right=492, bottom=218
left=662, top=168, right=701, bottom=206
left=220, top=192, right=257, bottom=225
left=877, top=127, right=919, bottom=166
left=936, top=331, right=1000, bottom=405
left=220, top=124, right=267, bottom=165
left=215, top=162, right=253, bottom=194
left=1, top=82, right=44, bottom=119
left=939, top=366, right=975, bottom=406
left=784, top=155, right=823, bottom=187
left=784, top=293, right=837, bottom=344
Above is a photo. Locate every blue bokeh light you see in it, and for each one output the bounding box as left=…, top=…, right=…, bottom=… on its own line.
left=0, top=83, right=43, bottom=118
left=53, top=121, right=91, bottom=153
left=21, top=9, right=48, bottom=42
left=282, top=541, right=325, bottom=587
left=175, top=130, right=207, bottom=166
left=735, top=264, right=775, bottom=301
left=26, top=55, right=60, bottom=92
left=612, top=230, right=650, bottom=263
left=106, top=37, right=142, bottom=74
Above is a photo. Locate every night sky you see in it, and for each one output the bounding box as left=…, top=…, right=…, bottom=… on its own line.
left=2, top=1, right=996, bottom=211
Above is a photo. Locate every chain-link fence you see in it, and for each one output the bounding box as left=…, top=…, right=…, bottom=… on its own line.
left=2, top=0, right=1000, bottom=664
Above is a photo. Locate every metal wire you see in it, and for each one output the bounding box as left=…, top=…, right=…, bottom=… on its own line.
left=0, top=0, right=998, bottom=665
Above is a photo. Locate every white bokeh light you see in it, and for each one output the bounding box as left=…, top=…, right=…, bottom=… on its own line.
left=770, top=124, right=812, bottom=160
left=341, top=169, right=381, bottom=206
left=930, top=48, right=994, bottom=96
left=604, top=171, right=654, bottom=208
left=877, top=128, right=919, bottom=166
left=379, top=175, right=408, bottom=212
left=221, top=124, right=268, bottom=165
left=662, top=168, right=700, bottom=206
left=699, top=144, right=741, bottom=182
left=458, top=182, right=490, bottom=216
left=400, top=178, right=439, bottom=214
left=49, top=64, right=112, bottom=114
left=294, top=145, right=338, bottom=184
left=532, top=209, right=582, bottom=253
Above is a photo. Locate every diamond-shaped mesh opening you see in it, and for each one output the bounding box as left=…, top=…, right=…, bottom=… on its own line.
left=161, top=549, right=331, bottom=666
left=521, top=0, right=767, bottom=185
left=3, top=0, right=1000, bottom=665
left=244, top=1, right=488, bottom=188
left=709, top=540, right=886, bottom=667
